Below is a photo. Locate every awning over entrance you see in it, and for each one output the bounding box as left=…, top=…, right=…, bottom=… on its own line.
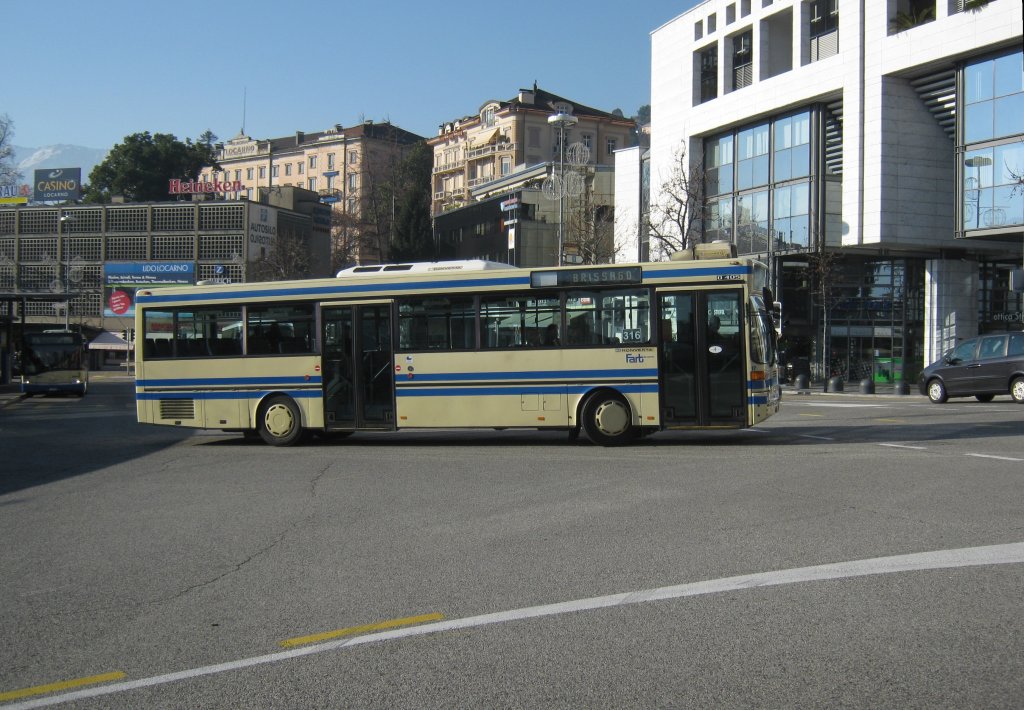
left=89, top=331, right=131, bottom=351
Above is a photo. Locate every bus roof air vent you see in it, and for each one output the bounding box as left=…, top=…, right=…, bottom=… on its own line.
left=336, top=260, right=518, bottom=278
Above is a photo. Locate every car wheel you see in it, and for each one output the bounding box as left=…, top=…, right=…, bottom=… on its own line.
left=581, top=391, right=635, bottom=446
left=257, top=395, right=305, bottom=446
left=975, top=394, right=995, bottom=402
left=927, top=379, right=948, bottom=404
left=1011, top=376, right=1024, bottom=404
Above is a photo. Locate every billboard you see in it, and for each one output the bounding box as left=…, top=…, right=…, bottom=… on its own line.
left=33, top=168, right=82, bottom=202
left=103, top=261, right=195, bottom=318
left=247, top=205, right=278, bottom=261
left=0, top=184, right=30, bottom=205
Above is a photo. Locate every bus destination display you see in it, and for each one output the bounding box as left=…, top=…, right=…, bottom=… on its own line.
left=531, top=266, right=643, bottom=288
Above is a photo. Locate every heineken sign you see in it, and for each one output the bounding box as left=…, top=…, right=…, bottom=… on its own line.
left=168, top=178, right=243, bottom=195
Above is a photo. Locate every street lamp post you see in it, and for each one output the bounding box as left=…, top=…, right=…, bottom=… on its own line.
left=547, top=111, right=578, bottom=266
left=58, top=214, right=72, bottom=329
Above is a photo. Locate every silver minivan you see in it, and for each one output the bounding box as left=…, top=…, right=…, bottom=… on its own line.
left=918, top=332, right=1024, bottom=403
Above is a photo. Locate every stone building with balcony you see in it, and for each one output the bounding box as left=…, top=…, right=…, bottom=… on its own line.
left=198, top=121, right=423, bottom=266
left=429, top=85, right=635, bottom=266
left=646, top=0, right=1023, bottom=386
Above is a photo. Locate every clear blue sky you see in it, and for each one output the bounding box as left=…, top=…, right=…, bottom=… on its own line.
left=5, top=0, right=698, bottom=151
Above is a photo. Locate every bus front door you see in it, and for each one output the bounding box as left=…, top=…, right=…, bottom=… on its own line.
left=658, top=290, right=746, bottom=427
left=322, top=303, right=395, bottom=430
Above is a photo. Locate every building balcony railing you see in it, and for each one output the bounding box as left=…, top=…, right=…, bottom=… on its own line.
left=468, top=175, right=497, bottom=188
left=432, top=160, right=465, bottom=175
left=733, top=62, right=753, bottom=90
left=810, top=29, right=839, bottom=61
left=467, top=141, right=517, bottom=160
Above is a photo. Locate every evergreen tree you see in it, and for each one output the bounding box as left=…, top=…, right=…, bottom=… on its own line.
left=390, top=142, right=434, bottom=262
left=83, top=132, right=219, bottom=203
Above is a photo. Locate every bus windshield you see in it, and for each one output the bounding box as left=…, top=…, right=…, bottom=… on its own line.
left=22, top=333, right=86, bottom=375
left=748, top=295, right=778, bottom=366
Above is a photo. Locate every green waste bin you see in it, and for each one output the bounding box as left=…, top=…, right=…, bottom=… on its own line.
left=873, top=357, right=903, bottom=383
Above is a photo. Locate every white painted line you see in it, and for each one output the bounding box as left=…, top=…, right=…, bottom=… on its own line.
left=965, top=453, right=1024, bottom=462
left=8, top=541, right=1024, bottom=709
left=799, top=434, right=834, bottom=441
left=798, top=403, right=888, bottom=408
left=877, top=443, right=927, bottom=450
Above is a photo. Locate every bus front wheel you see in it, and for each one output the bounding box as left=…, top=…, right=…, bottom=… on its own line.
left=257, top=396, right=305, bottom=446
left=581, top=391, right=635, bottom=447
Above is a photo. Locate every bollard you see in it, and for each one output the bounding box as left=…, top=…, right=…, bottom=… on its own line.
left=794, top=373, right=809, bottom=390
left=859, top=378, right=875, bottom=394
left=828, top=376, right=844, bottom=392
left=894, top=382, right=910, bottom=395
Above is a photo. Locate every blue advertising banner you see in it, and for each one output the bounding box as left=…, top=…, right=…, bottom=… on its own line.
left=103, top=261, right=195, bottom=317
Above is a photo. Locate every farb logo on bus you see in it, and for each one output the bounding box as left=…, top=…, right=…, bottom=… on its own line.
left=626, top=353, right=646, bottom=364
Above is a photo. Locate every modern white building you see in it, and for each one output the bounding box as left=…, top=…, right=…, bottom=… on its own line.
left=645, top=0, right=1023, bottom=385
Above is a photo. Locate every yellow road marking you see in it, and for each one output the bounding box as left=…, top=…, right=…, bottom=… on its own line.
left=0, top=671, right=126, bottom=702
left=279, top=612, right=444, bottom=648
left=799, top=413, right=824, bottom=417
left=876, top=418, right=904, bottom=423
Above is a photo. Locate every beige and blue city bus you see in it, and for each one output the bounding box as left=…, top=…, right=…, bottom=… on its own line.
left=134, top=246, right=780, bottom=446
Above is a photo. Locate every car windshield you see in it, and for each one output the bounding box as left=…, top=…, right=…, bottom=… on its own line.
left=947, top=339, right=977, bottom=363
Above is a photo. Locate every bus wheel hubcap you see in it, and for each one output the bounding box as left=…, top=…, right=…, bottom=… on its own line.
left=594, top=400, right=629, bottom=436
left=265, top=404, right=295, bottom=437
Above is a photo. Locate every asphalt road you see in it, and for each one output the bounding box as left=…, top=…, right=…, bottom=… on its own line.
left=1, top=376, right=1022, bottom=708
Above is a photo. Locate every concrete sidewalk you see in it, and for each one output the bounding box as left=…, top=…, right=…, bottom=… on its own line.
left=0, top=381, right=25, bottom=407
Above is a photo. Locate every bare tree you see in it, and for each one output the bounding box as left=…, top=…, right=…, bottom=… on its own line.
left=248, top=231, right=312, bottom=282
left=805, top=248, right=843, bottom=383
left=565, top=170, right=620, bottom=264
left=646, top=142, right=705, bottom=258
left=330, top=208, right=362, bottom=273
left=0, top=114, right=21, bottom=188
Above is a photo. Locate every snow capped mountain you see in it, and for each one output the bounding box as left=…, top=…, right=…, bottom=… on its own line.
left=12, top=144, right=109, bottom=183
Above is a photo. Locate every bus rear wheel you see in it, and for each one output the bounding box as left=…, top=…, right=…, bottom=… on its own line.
left=582, top=391, right=635, bottom=447
left=257, top=395, right=305, bottom=446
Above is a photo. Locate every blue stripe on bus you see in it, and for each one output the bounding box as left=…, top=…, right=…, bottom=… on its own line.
left=648, top=265, right=750, bottom=279
left=395, top=384, right=660, bottom=397
left=136, top=389, right=322, bottom=401
left=135, top=275, right=534, bottom=304
left=136, top=376, right=322, bottom=387
left=399, top=368, right=659, bottom=382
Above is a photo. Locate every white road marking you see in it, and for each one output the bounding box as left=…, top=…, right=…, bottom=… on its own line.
left=799, top=434, right=834, bottom=441
left=8, top=541, right=1024, bottom=709
left=796, top=403, right=888, bottom=408
left=877, top=443, right=927, bottom=450
left=965, top=453, right=1024, bottom=462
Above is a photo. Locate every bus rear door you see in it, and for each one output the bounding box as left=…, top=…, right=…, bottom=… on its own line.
left=321, top=302, right=395, bottom=430
left=658, top=289, right=747, bottom=427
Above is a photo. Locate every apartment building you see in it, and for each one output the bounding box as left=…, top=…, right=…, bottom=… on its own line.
left=198, top=120, right=423, bottom=266
left=429, top=85, right=635, bottom=265
left=647, top=0, right=1023, bottom=384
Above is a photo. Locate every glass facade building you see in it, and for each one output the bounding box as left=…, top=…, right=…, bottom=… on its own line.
left=960, top=50, right=1024, bottom=235
left=704, top=110, right=814, bottom=254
